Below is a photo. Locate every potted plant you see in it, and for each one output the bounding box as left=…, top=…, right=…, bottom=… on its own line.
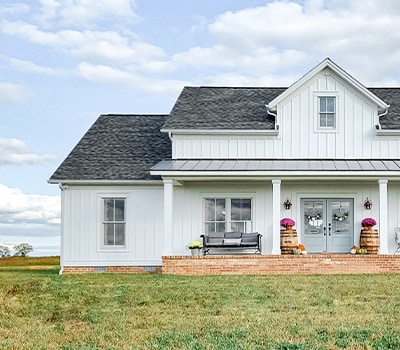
left=361, top=217, right=376, bottom=231
left=188, top=241, right=203, bottom=256
left=280, top=217, right=295, bottom=230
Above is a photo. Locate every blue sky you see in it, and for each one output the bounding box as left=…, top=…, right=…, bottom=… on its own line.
left=1, top=0, right=400, bottom=256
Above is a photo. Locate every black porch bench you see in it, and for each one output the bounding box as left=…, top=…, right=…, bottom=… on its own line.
left=200, top=231, right=262, bottom=255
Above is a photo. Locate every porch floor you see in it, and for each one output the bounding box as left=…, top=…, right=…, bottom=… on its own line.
left=162, top=254, right=400, bottom=275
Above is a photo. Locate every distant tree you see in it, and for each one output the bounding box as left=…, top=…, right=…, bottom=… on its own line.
left=13, top=243, right=33, bottom=257
left=0, top=245, right=10, bottom=258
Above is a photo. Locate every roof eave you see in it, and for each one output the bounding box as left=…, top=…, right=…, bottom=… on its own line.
left=161, top=128, right=279, bottom=136
left=150, top=170, right=400, bottom=179
left=47, top=179, right=163, bottom=185
left=375, top=129, right=400, bottom=136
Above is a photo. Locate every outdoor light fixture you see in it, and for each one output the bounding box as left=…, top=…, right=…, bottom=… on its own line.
left=283, top=198, right=292, bottom=210
left=364, top=197, right=372, bottom=210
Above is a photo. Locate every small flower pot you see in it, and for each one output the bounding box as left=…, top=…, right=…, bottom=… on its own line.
left=190, top=249, right=201, bottom=256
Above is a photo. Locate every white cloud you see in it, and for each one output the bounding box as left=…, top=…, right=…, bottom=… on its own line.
left=0, top=137, right=57, bottom=165
left=130, top=0, right=397, bottom=87
left=58, top=0, right=137, bottom=27
left=2, top=55, right=68, bottom=76
left=2, top=0, right=400, bottom=91
left=0, top=21, right=165, bottom=64
left=200, top=0, right=400, bottom=84
left=36, top=0, right=61, bottom=26
left=33, top=0, right=137, bottom=27
left=0, top=183, right=61, bottom=256
left=0, top=82, right=32, bottom=104
left=0, top=2, right=30, bottom=15
left=71, top=31, right=165, bottom=63
left=0, top=184, right=60, bottom=225
left=78, top=62, right=190, bottom=94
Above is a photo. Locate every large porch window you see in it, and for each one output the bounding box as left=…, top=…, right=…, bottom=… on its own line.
left=204, top=198, right=252, bottom=234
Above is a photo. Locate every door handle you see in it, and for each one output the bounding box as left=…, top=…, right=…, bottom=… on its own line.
left=323, top=226, right=326, bottom=236
left=328, top=223, right=332, bottom=236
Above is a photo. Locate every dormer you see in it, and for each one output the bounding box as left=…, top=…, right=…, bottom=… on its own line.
left=267, top=58, right=390, bottom=137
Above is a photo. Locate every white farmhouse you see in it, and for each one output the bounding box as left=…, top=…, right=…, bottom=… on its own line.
left=49, top=58, right=400, bottom=274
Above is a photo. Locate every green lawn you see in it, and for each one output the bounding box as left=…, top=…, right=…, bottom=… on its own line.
left=0, top=263, right=399, bottom=349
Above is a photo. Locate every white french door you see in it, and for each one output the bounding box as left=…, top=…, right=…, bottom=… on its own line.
left=301, top=198, right=354, bottom=253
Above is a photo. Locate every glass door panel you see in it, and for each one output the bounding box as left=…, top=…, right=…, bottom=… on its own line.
left=328, top=199, right=353, bottom=252
left=302, top=198, right=353, bottom=253
left=303, top=200, right=325, bottom=253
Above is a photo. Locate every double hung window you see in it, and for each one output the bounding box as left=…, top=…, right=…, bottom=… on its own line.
left=103, top=198, right=126, bottom=246
left=319, top=96, right=336, bottom=128
left=204, top=198, right=252, bottom=234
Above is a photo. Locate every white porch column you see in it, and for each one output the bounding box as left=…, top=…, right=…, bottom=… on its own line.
left=272, top=179, right=282, bottom=255
left=163, top=179, right=174, bottom=256
left=378, top=179, right=388, bottom=254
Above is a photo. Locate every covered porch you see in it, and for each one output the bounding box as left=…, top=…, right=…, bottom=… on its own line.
left=151, top=159, right=400, bottom=256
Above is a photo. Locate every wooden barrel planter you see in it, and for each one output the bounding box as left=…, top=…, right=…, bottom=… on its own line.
left=360, top=229, right=379, bottom=254
left=280, top=229, right=298, bottom=255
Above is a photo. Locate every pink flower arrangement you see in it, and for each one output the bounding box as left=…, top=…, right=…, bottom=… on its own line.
left=280, top=217, right=295, bottom=228
left=361, top=217, right=376, bottom=227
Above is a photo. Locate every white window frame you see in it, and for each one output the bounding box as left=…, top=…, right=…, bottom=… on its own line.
left=314, top=92, right=339, bottom=132
left=98, top=193, right=129, bottom=251
left=203, top=196, right=253, bottom=234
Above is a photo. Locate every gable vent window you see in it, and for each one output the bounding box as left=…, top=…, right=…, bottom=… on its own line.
left=103, top=198, right=126, bottom=246
left=319, top=96, right=336, bottom=128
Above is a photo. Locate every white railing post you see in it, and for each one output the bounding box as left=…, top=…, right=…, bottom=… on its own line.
left=163, top=179, right=174, bottom=256
left=378, top=179, right=388, bottom=254
left=272, top=179, right=282, bottom=254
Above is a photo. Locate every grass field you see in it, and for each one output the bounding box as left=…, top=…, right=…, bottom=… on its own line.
left=0, top=258, right=400, bottom=349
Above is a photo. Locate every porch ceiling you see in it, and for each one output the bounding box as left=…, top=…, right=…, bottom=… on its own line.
left=150, top=159, right=400, bottom=180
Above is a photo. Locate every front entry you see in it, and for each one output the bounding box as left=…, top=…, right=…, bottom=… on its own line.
left=301, top=198, right=353, bottom=253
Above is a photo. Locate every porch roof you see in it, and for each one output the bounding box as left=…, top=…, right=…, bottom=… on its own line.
left=150, top=159, right=400, bottom=177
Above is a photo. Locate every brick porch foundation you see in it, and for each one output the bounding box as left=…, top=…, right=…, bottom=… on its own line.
left=61, top=255, right=400, bottom=275
left=162, top=254, right=400, bottom=275
left=62, top=266, right=161, bottom=274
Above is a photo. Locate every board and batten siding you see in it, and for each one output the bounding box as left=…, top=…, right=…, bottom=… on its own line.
left=61, top=181, right=400, bottom=265
left=62, top=186, right=164, bottom=266
left=282, top=181, right=400, bottom=253
left=171, top=181, right=400, bottom=255
left=172, top=71, right=397, bottom=160
left=171, top=183, right=272, bottom=255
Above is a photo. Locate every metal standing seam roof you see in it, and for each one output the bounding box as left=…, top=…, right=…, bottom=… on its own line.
left=150, top=159, right=400, bottom=173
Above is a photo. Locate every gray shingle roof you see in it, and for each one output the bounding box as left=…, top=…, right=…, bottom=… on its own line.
left=369, top=88, right=400, bottom=129
left=162, top=87, right=285, bottom=130
left=50, top=87, right=400, bottom=182
left=162, top=86, right=400, bottom=130
left=49, top=114, right=171, bottom=181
